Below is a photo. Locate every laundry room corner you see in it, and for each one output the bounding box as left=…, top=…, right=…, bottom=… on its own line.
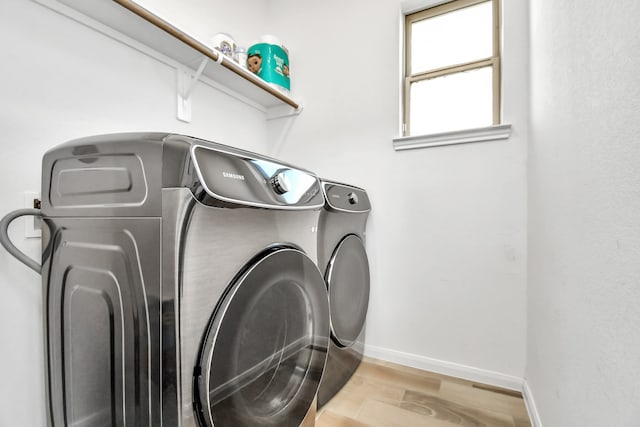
left=4, top=0, right=640, bottom=425
left=266, top=0, right=529, bottom=389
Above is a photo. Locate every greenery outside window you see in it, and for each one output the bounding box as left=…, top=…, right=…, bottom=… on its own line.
left=403, top=0, right=501, bottom=137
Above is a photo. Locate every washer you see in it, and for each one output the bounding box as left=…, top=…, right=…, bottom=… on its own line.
left=316, top=179, right=371, bottom=407
left=33, top=133, right=329, bottom=427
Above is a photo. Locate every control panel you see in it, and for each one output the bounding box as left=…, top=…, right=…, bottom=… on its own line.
left=191, top=145, right=324, bottom=209
left=322, top=182, right=371, bottom=213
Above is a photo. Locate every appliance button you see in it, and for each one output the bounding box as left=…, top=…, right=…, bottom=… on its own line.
left=271, top=172, right=290, bottom=194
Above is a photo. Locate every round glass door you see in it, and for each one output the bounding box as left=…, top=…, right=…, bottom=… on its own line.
left=195, top=247, right=329, bottom=427
left=326, top=235, right=370, bottom=348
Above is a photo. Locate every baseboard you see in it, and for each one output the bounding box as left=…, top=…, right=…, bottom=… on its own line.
left=363, top=344, right=524, bottom=392
left=362, top=344, right=542, bottom=425
left=522, top=380, right=542, bottom=427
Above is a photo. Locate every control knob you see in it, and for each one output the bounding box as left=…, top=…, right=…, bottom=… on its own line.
left=347, top=192, right=359, bottom=205
left=271, top=171, right=291, bottom=195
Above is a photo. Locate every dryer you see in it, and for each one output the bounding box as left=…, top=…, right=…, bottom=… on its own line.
left=2, top=133, right=329, bottom=427
left=316, top=180, right=371, bottom=407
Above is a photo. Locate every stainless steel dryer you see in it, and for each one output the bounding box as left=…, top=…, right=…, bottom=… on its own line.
left=315, top=180, right=371, bottom=407
left=1, top=133, right=330, bottom=427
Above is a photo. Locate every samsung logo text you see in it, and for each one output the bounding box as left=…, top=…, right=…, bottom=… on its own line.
left=222, top=172, right=245, bottom=181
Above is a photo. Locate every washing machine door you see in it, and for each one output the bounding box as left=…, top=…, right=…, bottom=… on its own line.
left=195, top=247, right=329, bottom=427
left=326, top=234, right=370, bottom=348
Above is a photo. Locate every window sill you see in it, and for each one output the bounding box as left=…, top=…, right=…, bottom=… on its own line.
left=392, top=124, right=512, bottom=151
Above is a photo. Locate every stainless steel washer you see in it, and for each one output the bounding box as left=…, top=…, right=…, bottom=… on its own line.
left=2, top=133, right=329, bottom=427
left=315, top=180, right=371, bottom=407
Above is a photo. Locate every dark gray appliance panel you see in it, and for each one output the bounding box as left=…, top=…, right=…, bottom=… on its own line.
left=41, top=132, right=165, bottom=218
left=43, top=217, right=161, bottom=427
left=322, top=183, right=371, bottom=213
left=195, top=248, right=329, bottom=427
left=326, top=235, right=370, bottom=347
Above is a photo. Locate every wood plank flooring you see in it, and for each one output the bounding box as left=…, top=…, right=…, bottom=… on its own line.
left=316, top=357, right=532, bottom=427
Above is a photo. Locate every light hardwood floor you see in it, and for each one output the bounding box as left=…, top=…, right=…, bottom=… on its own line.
left=316, top=357, right=532, bottom=427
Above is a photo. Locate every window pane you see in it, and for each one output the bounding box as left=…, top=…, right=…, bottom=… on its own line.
left=409, top=66, right=492, bottom=135
left=411, top=1, right=492, bottom=73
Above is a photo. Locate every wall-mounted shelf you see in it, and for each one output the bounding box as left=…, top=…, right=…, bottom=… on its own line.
left=35, top=0, right=300, bottom=113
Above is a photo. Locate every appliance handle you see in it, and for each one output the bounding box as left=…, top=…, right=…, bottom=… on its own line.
left=0, top=208, right=42, bottom=274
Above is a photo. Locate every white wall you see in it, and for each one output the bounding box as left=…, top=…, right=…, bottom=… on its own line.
left=134, top=0, right=269, bottom=49
left=267, top=0, right=529, bottom=384
left=0, top=0, right=269, bottom=425
left=527, top=1, right=640, bottom=425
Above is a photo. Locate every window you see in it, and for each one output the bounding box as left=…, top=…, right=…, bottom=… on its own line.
left=403, top=0, right=500, bottom=137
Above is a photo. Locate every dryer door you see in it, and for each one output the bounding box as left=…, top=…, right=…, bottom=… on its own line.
left=326, top=234, right=370, bottom=347
left=195, top=247, right=329, bottom=427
